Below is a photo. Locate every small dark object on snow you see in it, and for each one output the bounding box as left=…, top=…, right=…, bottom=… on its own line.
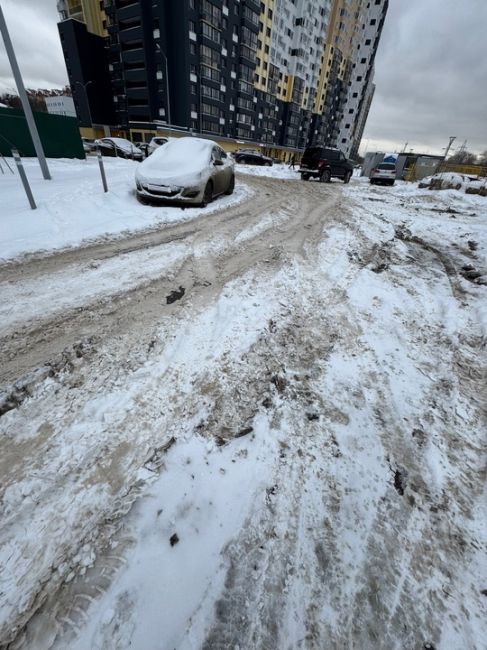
left=169, top=533, right=179, bottom=546
left=161, top=436, right=176, bottom=453
left=463, top=269, right=482, bottom=280
left=467, top=240, right=478, bottom=251
left=423, top=644, right=436, bottom=650
left=271, top=374, right=287, bottom=393
left=481, top=589, right=487, bottom=597
left=166, top=286, right=185, bottom=304
left=262, top=396, right=272, bottom=409
left=394, top=469, right=406, bottom=496
left=371, top=263, right=388, bottom=273
left=306, top=412, right=319, bottom=421
left=215, top=435, right=227, bottom=446
left=235, top=426, right=253, bottom=438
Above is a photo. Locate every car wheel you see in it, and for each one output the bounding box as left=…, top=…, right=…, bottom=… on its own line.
left=301, top=173, right=310, bottom=181
left=225, top=174, right=235, bottom=195
left=201, top=181, right=213, bottom=207
left=320, top=169, right=331, bottom=183
left=265, top=161, right=272, bottom=167
left=343, top=171, right=352, bottom=184
left=137, top=193, right=149, bottom=205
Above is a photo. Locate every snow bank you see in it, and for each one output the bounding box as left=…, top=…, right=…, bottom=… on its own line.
left=419, top=172, right=487, bottom=194
left=235, top=162, right=300, bottom=180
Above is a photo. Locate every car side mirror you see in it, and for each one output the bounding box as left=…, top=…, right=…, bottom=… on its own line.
left=213, top=159, right=224, bottom=166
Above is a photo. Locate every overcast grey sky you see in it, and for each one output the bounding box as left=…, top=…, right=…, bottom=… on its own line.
left=0, top=0, right=486, bottom=156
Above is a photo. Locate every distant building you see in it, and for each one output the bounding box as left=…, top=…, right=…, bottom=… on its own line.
left=57, top=0, right=388, bottom=155
left=45, top=95, right=76, bottom=117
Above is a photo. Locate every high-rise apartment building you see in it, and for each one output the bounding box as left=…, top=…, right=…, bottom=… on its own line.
left=58, top=0, right=388, bottom=156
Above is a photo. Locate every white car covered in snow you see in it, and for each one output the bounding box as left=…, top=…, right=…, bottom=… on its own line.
left=135, top=137, right=235, bottom=206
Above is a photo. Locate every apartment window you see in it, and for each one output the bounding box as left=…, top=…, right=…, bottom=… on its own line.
left=190, top=43, right=196, bottom=55
left=189, top=20, right=196, bottom=31
left=268, top=8, right=273, bottom=19
left=375, top=0, right=381, bottom=4
left=348, top=108, right=354, bottom=114
left=202, top=22, right=221, bottom=44
left=370, top=18, right=376, bottom=25
left=266, top=26, right=271, bottom=36
left=202, top=102, right=219, bottom=116
left=357, top=75, right=362, bottom=81
left=365, top=39, right=371, bottom=45
left=360, top=57, right=366, bottom=64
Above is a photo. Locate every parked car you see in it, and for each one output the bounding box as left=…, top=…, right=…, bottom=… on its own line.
left=82, top=137, right=96, bottom=154
left=133, top=141, right=150, bottom=157
left=299, top=146, right=353, bottom=183
left=95, top=137, right=144, bottom=161
left=233, top=150, right=273, bottom=166
left=148, top=136, right=168, bottom=155
left=370, top=162, right=396, bottom=186
left=135, top=137, right=235, bottom=206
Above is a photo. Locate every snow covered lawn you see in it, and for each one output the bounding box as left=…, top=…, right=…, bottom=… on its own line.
left=0, top=157, right=251, bottom=262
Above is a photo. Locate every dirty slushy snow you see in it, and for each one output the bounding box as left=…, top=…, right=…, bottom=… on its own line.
left=0, top=168, right=486, bottom=649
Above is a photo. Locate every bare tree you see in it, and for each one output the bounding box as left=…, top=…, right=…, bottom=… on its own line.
left=448, top=149, right=477, bottom=165
left=478, top=150, right=487, bottom=166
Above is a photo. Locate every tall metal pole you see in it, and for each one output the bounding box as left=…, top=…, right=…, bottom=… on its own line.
left=443, top=136, right=456, bottom=161
left=0, top=6, right=51, bottom=180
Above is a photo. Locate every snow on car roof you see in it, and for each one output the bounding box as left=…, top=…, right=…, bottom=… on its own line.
left=140, top=137, right=214, bottom=174
left=105, top=137, right=138, bottom=151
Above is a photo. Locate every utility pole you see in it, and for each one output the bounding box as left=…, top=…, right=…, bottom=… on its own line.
left=443, top=136, right=456, bottom=161
left=0, top=5, right=51, bottom=180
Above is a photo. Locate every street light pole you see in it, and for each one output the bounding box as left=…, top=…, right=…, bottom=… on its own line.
left=156, top=44, right=171, bottom=134
left=75, top=80, right=93, bottom=132
left=0, top=5, right=50, bottom=179
left=443, top=136, right=456, bottom=161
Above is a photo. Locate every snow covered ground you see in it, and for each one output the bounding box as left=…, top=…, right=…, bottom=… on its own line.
left=1, top=167, right=486, bottom=649
left=0, top=157, right=251, bottom=262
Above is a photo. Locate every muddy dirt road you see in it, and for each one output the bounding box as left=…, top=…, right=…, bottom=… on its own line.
left=1, top=174, right=486, bottom=649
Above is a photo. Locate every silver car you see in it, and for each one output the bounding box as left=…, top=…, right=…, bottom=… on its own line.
left=370, top=162, right=396, bottom=186
left=147, top=136, right=168, bottom=155
left=135, top=137, right=235, bottom=206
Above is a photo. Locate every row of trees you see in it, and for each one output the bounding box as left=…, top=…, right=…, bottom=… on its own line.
left=448, top=149, right=487, bottom=166
left=0, top=86, right=72, bottom=113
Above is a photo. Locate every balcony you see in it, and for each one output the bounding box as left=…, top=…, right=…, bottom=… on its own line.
left=124, top=68, right=146, bottom=82
left=122, top=48, right=145, bottom=64
left=126, top=87, right=149, bottom=101
left=119, top=25, right=143, bottom=44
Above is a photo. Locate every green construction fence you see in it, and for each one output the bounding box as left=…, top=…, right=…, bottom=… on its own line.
left=0, top=106, right=85, bottom=159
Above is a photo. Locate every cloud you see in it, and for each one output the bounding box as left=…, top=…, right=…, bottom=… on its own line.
left=363, top=0, right=487, bottom=155
left=1, top=0, right=485, bottom=157
left=0, top=0, right=68, bottom=92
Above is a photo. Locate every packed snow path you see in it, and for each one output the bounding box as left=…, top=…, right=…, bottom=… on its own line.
left=0, top=172, right=486, bottom=649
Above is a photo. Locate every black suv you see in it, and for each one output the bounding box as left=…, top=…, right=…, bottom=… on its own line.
left=299, top=146, right=353, bottom=183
